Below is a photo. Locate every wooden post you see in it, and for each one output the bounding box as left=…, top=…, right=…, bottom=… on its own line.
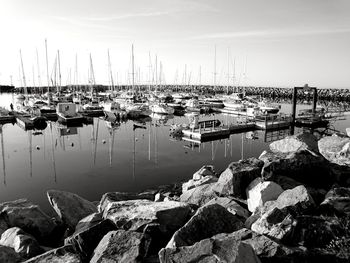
left=312, top=88, right=317, bottom=115
left=291, top=87, right=298, bottom=135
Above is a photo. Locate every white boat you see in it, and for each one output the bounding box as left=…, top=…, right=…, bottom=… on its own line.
left=125, top=103, right=151, bottom=118
left=150, top=103, right=174, bottom=115
left=56, top=102, right=84, bottom=124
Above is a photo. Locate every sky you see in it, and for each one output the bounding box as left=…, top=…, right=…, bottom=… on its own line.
left=1, top=0, right=350, bottom=88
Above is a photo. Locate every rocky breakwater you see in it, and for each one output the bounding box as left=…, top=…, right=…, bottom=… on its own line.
left=0, top=132, right=350, bottom=262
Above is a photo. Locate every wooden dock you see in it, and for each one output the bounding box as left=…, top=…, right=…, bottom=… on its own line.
left=182, top=119, right=230, bottom=141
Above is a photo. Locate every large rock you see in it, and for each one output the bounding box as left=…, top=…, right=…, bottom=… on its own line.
left=205, top=197, right=250, bottom=219
left=23, top=245, right=82, bottom=263
left=74, top=213, right=103, bottom=234
left=318, top=135, right=350, bottom=166
left=0, top=227, right=43, bottom=259
left=98, top=191, right=155, bottom=213
left=0, top=199, right=57, bottom=242
left=166, top=203, right=244, bottom=248
left=260, top=150, right=332, bottom=189
left=160, top=229, right=260, bottom=263
left=192, top=165, right=217, bottom=180
left=213, top=158, right=264, bottom=198
left=180, top=183, right=218, bottom=206
left=0, top=245, right=22, bottom=263
left=246, top=178, right=284, bottom=213
left=182, top=175, right=218, bottom=192
left=65, top=219, right=116, bottom=260
left=319, top=187, right=350, bottom=216
left=103, top=199, right=191, bottom=232
left=269, top=132, right=319, bottom=154
left=251, top=186, right=315, bottom=243
left=47, top=190, right=97, bottom=229
left=90, top=230, right=150, bottom=263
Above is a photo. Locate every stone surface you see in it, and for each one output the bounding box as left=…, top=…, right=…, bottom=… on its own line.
left=74, top=213, right=103, bottom=234
left=65, top=219, right=116, bottom=260
left=47, top=190, right=97, bottom=229
left=318, top=135, right=350, bottom=166
left=103, top=199, right=191, bottom=232
left=166, top=203, right=244, bottom=248
left=205, top=197, right=250, bottom=219
left=0, top=199, right=56, bottom=242
left=90, top=230, right=150, bottom=263
left=260, top=150, right=332, bottom=189
left=319, top=187, right=350, bottom=216
left=192, top=165, right=216, bottom=180
left=246, top=178, right=284, bottom=213
left=98, top=191, right=155, bottom=213
left=182, top=175, right=218, bottom=192
left=269, top=132, right=319, bottom=154
left=0, top=227, right=43, bottom=259
left=23, top=245, right=82, bottom=263
left=160, top=229, right=260, bottom=263
left=0, top=245, right=22, bottom=263
left=213, top=158, right=264, bottom=198
left=180, top=183, right=218, bottom=207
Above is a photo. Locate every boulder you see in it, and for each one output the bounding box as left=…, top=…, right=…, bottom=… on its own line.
left=98, top=191, right=154, bottom=213
left=74, top=213, right=103, bottom=234
left=269, top=132, right=319, bottom=154
left=23, top=245, right=82, bottom=263
left=0, top=200, right=57, bottom=242
left=0, top=227, right=43, bottom=259
left=205, top=197, right=250, bottom=219
left=166, top=203, right=244, bottom=248
left=90, top=230, right=150, bottom=263
left=180, top=183, right=218, bottom=206
left=319, top=187, right=350, bottom=216
left=192, top=165, right=216, bottom=180
left=103, top=199, right=191, bottom=232
left=246, top=178, right=283, bottom=213
left=318, top=135, right=350, bottom=166
left=346, top=128, right=350, bottom=137
left=0, top=215, right=9, bottom=237
left=260, top=150, right=332, bottom=189
left=47, top=190, right=97, bottom=229
left=213, top=158, right=264, bottom=198
left=182, top=175, right=218, bottom=192
left=0, top=245, right=23, bottom=263
left=65, top=219, right=116, bottom=260
left=251, top=186, right=315, bottom=243
left=160, top=229, right=260, bottom=263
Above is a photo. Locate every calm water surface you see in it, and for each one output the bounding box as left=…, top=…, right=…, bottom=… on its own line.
left=0, top=93, right=348, bottom=213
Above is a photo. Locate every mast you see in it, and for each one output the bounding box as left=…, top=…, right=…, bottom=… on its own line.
left=131, top=44, right=135, bottom=94
left=57, top=50, right=61, bottom=93
left=0, top=125, right=6, bottom=185
left=107, top=49, right=114, bottom=92
left=214, top=45, right=217, bottom=90
left=227, top=47, right=230, bottom=94
left=36, top=48, right=42, bottom=91
left=89, top=53, right=95, bottom=100
left=19, top=49, right=27, bottom=97
left=148, top=51, right=152, bottom=93
left=45, top=39, right=50, bottom=105
left=154, top=55, right=158, bottom=94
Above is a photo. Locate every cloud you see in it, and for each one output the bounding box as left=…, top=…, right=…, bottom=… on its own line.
left=84, top=11, right=172, bottom=21
left=190, top=27, right=350, bottom=40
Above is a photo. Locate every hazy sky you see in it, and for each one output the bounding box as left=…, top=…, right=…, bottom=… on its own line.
left=1, top=0, right=350, bottom=88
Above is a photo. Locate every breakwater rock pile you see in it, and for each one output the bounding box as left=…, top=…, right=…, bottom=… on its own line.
left=1, top=133, right=350, bottom=262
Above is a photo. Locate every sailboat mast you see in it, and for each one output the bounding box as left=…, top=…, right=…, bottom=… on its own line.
left=19, top=49, right=27, bottom=97
left=148, top=51, right=152, bottom=93
left=227, top=47, right=230, bottom=94
left=155, top=55, right=158, bottom=93
left=131, top=44, right=135, bottom=94
left=57, top=50, right=61, bottom=93
left=107, top=49, right=114, bottom=92
left=89, top=53, right=95, bottom=99
left=214, top=45, right=217, bottom=89
left=45, top=39, right=51, bottom=105
left=36, top=48, right=42, bottom=90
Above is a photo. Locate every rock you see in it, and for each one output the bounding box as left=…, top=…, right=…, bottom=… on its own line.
left=90, top=230, right=150, bottom=263
left=291, top=215, right=343, bottom=248
left=319, top=187, right=350, bottom=216
left=329, top=164, right=350, bottom=187
left=160, top=229, right=260, bottom=263
left=270, top=175, right=302, bottom=190
left=166, top=203, right=244, bottom=248
left=251, top=186, right=315, bottom=243
left=182, top=175, right=218, bottom=192
left=23, top=245, right=82, bottom=263
left=192, top=165, right=216, bottom=180
left=318, top=135, right=350, bottom=166
left=0, top=227, right=43, bottom=259
left=0, top=199, right=57, bottom=242
left=346, top=128, right=350, bottom=137
left=74, top=213, right=103, bottom=234
left=47, top=190, right=97, bottom=229
left=260, top=150, right=332, bottom=189
left=103, top=199, right=191, bottom=232
left=180, top=183, right=218, bottom=207
left=213, top=158, right=264, bottom=198
left=246, top=178, right=283, bottom=213
left=65, top=219, right=116, bottom=261
left=205, top=197, right=250, bottom=219
left=269, top=132, right=319, bottom=154
left=0, top=245, right=23, bottom=263
left=98, top=191, right=154, bottom=213
left=0, top=214, right=9, bottom=237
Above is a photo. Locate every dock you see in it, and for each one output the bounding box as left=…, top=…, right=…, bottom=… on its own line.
left=182, top=119, right=230, bottom=141
left=0, top=107, right=16, bottom=124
